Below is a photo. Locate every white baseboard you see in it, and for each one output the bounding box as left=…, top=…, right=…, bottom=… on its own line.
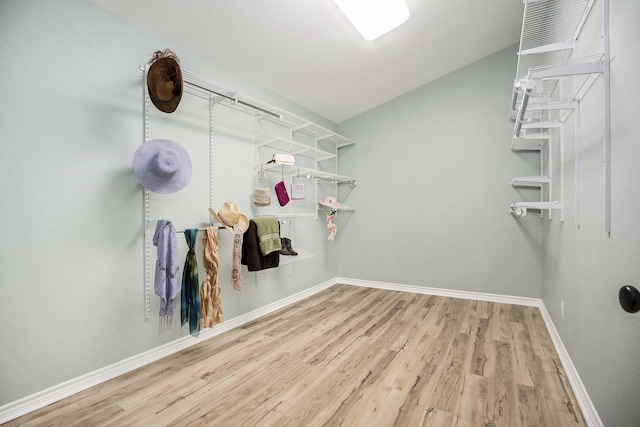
left=336, top=277, right=542, bottom=306
left=537, top=303, right=604, bottom=427
left=0, top=277, right=601, bottom=426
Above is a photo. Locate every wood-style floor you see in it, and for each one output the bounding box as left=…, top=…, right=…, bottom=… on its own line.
left=4, top=284, right=586, bottom=426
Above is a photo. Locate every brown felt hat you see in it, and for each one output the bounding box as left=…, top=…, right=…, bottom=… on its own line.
left=146, top=49, right=183, bottom=113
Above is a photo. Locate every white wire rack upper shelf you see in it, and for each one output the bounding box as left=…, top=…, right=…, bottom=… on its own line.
left=264, top=163, right=356, bottom=185
left=508, top=0, right=610, bottom=233
left=510, top=0, right=599, bottom=122
left=173, top=69, right=355, bottom=149
left=515, top=0, right=596, bottom=78
left=258, top=137, right=337, bottom=161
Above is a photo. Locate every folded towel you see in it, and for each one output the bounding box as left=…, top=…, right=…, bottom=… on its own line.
left=252, top=216, right=282, bottom=255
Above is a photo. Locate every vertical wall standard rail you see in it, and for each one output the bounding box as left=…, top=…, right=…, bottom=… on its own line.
left=143, top=65, right=152, bottom=320
left=602, top=0, right=611, bottom=234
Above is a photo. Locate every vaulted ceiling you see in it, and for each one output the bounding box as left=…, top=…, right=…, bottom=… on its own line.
left=92, top=0, right=524, bottom=123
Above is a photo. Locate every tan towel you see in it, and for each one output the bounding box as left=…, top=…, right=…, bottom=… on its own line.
left=252, top=216, right=281, bottom=255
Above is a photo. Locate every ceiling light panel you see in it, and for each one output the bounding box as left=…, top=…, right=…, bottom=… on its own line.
left=333, top=0, right=410, bottom=40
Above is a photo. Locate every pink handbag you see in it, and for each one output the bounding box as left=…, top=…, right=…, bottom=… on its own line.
left=274, top=181, right=290, bottom=206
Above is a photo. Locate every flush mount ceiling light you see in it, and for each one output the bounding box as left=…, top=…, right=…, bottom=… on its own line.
left=333, top=0, right=410, bottom=40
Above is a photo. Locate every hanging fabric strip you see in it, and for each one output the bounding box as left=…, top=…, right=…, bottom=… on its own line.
left=181, top=228, right=201, bottom=337
left=153, top=220, right=180, bottom=333
left=326, top=211, right=337, bottom=241
left=231, top=224, right=243, bottom=291
left=200, top=226, right=223, bottom=329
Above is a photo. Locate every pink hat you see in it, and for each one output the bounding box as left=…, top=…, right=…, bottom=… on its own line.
left=318, top=196, right=341, bottom=209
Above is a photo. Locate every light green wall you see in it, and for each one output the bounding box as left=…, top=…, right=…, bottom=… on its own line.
left=338, top=1, right=640, bottom=425
left=540, top=1, right=640, bottom=426
left=337, top=44, right=543, bottom=298
left=0, top=0, right=337, bottom=405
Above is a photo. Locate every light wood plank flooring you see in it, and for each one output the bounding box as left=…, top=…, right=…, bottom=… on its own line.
left=4, top=284, right=586, bottom=426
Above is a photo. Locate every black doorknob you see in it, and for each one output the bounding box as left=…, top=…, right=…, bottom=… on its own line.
left=619, top=285, right=640, bottom=314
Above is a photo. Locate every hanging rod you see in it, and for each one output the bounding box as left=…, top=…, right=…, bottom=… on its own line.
left=184, top=80, right=282, bottom=120
left=145, top=219, right=226, bottom=233
left=176, top=225, right=225, bottom=233
left=176, top=218, right=295, bottom=231
left=139, top=65, right=282, bottom=120
left=513, top=79, right=537, bottom=137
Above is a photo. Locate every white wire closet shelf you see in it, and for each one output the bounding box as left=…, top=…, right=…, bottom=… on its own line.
left=176, top=69, right=355, bottom=149
left=256, top=212, right=316, bottom=219
left=318, top=203, right=354, bottom=212
left=259, top=137, right=337, bottom=161
left=511, top=131, right=550, bottom=151
left=509, top=0, right=610, bottom=231
left=512, top=175, right=551, bottom=187
left=279, top=248, right=314, bottom=265
left=264, top=163, right=356, bottom=185
left=510, top=0, right=601, bottom=123
left=512, top=54, right=604, bottom=129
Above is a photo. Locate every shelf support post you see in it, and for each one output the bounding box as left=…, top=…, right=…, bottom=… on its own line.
left=603, top=0, right=611, bottom=234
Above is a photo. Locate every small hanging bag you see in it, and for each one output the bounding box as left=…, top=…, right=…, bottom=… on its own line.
left=252, top=164, right=271, bottom=207
left=291, top=168, right=306, bottom=200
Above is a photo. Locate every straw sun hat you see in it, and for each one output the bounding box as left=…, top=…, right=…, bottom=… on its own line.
left=209, top=202, right=249, bottom=233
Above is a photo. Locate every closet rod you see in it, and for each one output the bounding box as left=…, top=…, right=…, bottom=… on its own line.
left=139, top=64, right=282, bottom=120
left=513, top=80, right=536, bottom=137
left=184, top=80, right=282, bottom=120
left=175, top=219, right=287, bottom=233
left=176, top=225, right=225, bottom=233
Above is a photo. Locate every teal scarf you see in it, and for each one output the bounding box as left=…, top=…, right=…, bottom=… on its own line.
left=181, top=228, right=200, bottom=337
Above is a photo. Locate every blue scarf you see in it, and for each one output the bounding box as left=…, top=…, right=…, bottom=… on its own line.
left=181, top=228, right=200, bottom=337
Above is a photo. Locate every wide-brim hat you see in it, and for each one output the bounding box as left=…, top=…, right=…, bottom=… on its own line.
left=133, top=139, right=192, bottom=194
left=147, top=49, right=183, bottom=113
left=318, top=196, right=341, bottom=209
left=209, top=202, right=249, bottom=233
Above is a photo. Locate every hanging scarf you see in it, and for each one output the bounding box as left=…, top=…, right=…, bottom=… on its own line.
left=200, top=226, right=223, bottom=329
left=181, top=228, right=200, bottom=337
left=327, top=211, right=337, bottom=241
left=215, top=212, right=244, bottom=291
left=153, top=220, right=180, bottom=332
left=231, top=224, right=243, bottom=290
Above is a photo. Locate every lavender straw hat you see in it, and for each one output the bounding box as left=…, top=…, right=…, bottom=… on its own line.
left=133, top=139, right=192, bottom=194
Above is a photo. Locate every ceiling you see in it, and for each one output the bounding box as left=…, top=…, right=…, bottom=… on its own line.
left=92, top=0, right=524, bottom=123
